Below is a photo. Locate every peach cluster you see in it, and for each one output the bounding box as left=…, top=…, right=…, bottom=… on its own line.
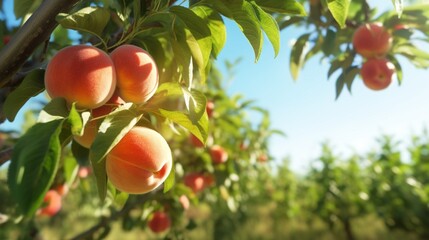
left=45, top=44, right=172, bottom=194
left=352, top=23, right=395, bottom=91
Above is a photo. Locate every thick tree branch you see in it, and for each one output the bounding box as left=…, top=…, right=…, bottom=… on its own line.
left=0, top=0, right=80, bottom=88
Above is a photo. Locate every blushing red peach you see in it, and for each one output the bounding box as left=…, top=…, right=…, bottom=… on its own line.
left=106, top=126, right=172, bottom=194
left=352, top=23, right=392, bottom=58
left=184, top=173, right=206, bottom=193
left=39, top=190, right=62, bottom=216
left=179, top=195, right=190, bottom=210
left=74, top=93, right=125, bottom=148
left=361, top=58, right=395, bottom=91
left=45, top=45, right=116, bottom=109
left=206, top=101, right=214, bottom=118
left=55, top=184, right=69, bottom=196
left=210, top=145, right=228, bottom=164
left=257, top=154, right=268, bottom=163
left=189, top=134, right=204, bottom=148
left=78, top=166, right=91, bottom=178
left=148, top=211, right=171, bottom=233
left=110, top=45, right=158, bottom=104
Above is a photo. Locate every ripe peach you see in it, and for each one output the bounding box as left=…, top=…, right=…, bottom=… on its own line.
left=189, top=134, right=204, bottom=148
left=78, top=166, right=92, bottom=178
left=39, top=190, right=62, bottom=216
left=206, top=101, right=214, bottom=118
left=45, top=45, right=116, bottom=109
left=184, top=173, right=206, bottom=193
left=210, top=145, right=228, bottom=164
left=110, top=45, right=158, bottom=104
left=352, top=23, right=392, bottom=58
left=361, top=58, right=395, bottom=91
left=179, top=194, right=190, bottom=210
left=106, top=126, right=172, bottom=194
left=74, top=94, right=125, bottom=148
left=55, top=184, right=69, bottom=196
left=148, top=211, right=171, bottom=233
left=257, top=154, right=268, bottom=163
left=184, top=173, right=214, bottom=193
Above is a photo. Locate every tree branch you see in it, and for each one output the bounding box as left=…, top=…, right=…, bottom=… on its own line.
left=0, top=147, right=12, bottom=167
left=0, top=0, right=79, bottom=88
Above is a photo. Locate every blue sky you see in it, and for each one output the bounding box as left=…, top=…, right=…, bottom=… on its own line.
left=216, top=1, right=429, bottom=172
left=2, top=1, right=429, bottom=173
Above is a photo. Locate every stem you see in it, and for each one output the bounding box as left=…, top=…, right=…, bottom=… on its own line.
left=69, top=193, right=153, bottom=240
left=0, top=0, right=79, bottom=88
left=0, top=147, right=13, bottom=167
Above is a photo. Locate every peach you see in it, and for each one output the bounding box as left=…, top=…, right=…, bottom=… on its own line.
left=55, top=184, right=69, bottom=196
left=74, top=93, right=125, bottom=148
left=352, top=23, right=392, bottom=58
left=179, top=194, right=190, bottom=210
left=78, top=166, right=92, bottom=178
left=45, top=45, right=116, bottom=109
left=39, top=190, right=62, bottom=216
left=148, top=211, right=171, bottom=233
left=257, top=154, right=268, bottom=163
left=210, top=145, right=228, bottom=164
left=361, top=58, right=395, bottom=91
left=106, top=126, right=172, bottom=194
left=110, top=45, right=158, bottom=104
left=206, top=101, right=214, bottom=118
left=184, top=173, right=214, bottom=193
left=189, top=134, right=204, bottom=148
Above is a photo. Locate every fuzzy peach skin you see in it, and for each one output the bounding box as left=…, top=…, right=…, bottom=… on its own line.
left=38, top=190, right=62, bottom=216
left=74, top=93, right=125, bottom=148
left=352, top=23, right=392, bottom=59
left=44, top=45, right=116, bottom=109
left=110, top=45, right=159, bottom=104
left=106, top=126, right=172, bottom=194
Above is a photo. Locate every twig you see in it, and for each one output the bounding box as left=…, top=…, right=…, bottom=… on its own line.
left=0, top=0, right=79, bottom=88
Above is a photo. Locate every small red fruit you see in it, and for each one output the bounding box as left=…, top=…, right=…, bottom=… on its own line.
left=352, top=23, right=392, bottom=58
left=55, top=184, right=69, bottom=196
left=189, top=134, right=204, bottom=148
left=3, top=35, right=11, bottom=45
left=257, top=154, right=268, bottom=163
left=206, top=101, right=214, bottom=118
left=39, top=190, right=62, bottom=216
left=361, top=58, right=395, bottom=91
left=148, top=211, right=171, bottom=233
left=184, top=173, right=206, bottom=193
left=179, top=195, right=190, bottom=210
left=210, top=145, right=228, bottom=164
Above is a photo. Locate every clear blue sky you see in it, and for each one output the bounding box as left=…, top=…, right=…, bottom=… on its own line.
left=216, top=1, right=429, bottom=172
left=2, top=1, right=429, bottom=173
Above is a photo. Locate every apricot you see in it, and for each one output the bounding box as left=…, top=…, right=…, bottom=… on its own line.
left=45, top=45, right=116, bottom=109
left=361, top=58, right=395, bottom=91
left=106, top=126, right=172, bottom=194
left=39, top=190, right=62, bottom=216
left=110, top=45, right=159, bottom=104
left=210, top=145, right=228, bottom=164
left=74, top=93, right=125, bottom=148
left=352, top=23, right=392, bottom=58
left=148, top=211, right=171, bottom=233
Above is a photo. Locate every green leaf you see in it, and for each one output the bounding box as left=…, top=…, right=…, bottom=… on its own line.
left=14, top=0, right=42, bottom=19
left=3, top=69, right=45, bottom=121
left=67, top=103, right=83, bottom=136
left=92, top=158, right=108, bottom=201
left=7, top=119, right=64, bottom=217
left=326, top=0, right=350, bottom=29
left=392, top=0, right=404, bottom=18
left=290, top=33, right=311, bottom=80
left=322, top=29, right=336, bottom=56
left=63, top=154, right=79, bottom=186
left=57, top=7, right=110, bottom=37
left=250, top=2, right=280, bottom=57
left=170, top=6, right=212, bottom=70
left=192, top=6, right=226, bottom=58
left=388, top=56, right=403, bottom=85
left=38, top=98, right=69, bottom=123
left=254, top=0, right=306, bottom=15
left=335, top=66, right=359, bottom=99
left=206, top=0, right=262, bottom=61
left=146, top=82, right=209, bottom=143
left=90, top=104, right=142, bottom=164
left=163, top=163, right=175, bottom=193
left=71, top=140, right=90, bottom=166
